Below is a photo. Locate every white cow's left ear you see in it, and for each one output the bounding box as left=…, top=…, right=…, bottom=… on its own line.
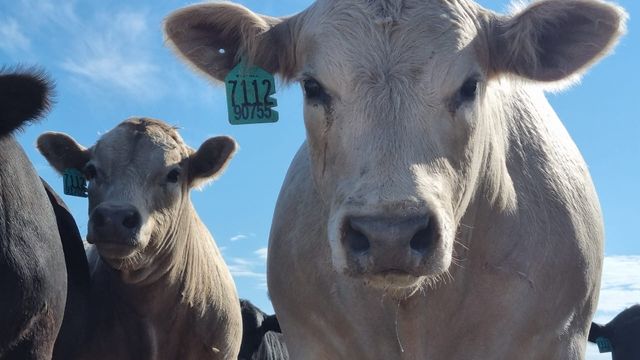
left=188, top=136, right=237, bottom=188
left=488, top=0, right=627, bottom=82
left=164, top=2, right=300, bottom=82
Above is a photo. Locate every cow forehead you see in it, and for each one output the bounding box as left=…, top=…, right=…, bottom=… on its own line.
left=93, top=118, right=191, bottom=169
left=300, top=0, right=483, bottom=90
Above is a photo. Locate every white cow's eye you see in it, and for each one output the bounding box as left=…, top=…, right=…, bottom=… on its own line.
left=166, top=169, right=181, bottom=183
left=458, top=78, right=479, bottom=103
left=302, top=78, right=327, bottom=101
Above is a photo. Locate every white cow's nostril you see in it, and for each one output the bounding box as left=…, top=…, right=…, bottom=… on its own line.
left=343, top=213, right=438, bottom=259
left=345, top=222, right=371, bottom=253
left=409, top=220, right=436, bottom=254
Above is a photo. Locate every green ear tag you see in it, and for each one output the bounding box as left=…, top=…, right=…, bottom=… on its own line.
left=595, top=337, right=613, bottom=353
left=63, top=169, right=88, bottom=198
left=224, top=62, right=278, bottom=125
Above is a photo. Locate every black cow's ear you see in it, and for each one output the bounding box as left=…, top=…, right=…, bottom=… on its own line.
left=37, top=132, right=90, bottom=174
left=188, top=136, right=237, bottom=188
left=588, top=322, right=606, bottom=342
left=262, top=315, right=281, bottom=333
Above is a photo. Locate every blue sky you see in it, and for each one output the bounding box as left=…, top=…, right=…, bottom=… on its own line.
left=1, top=1, right=637, bottom=357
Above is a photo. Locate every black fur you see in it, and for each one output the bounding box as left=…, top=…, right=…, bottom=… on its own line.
left=252, top=332, right=288, bottom=360
left=1, top=67, right=67, bottom=359
left=239, top=300, right=288, bottom=360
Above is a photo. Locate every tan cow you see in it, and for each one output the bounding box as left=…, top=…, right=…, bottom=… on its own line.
left=165, top=0, right=627, bottom=358
left=37, top=117, right=242, bottom=360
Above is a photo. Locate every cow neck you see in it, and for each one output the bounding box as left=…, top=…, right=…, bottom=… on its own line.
left=106, top=197, right=189, bottom=316
left=111, top=197, right=225, bottom=318
left=108, top=262, right=182, bottom=319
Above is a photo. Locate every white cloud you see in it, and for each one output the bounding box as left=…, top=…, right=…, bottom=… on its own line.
left=233, top=258, right=253, bottom=266
left=58, top=9, right=165, bottom=99
left=0, top=18, right=30, bottom=54
left=229, top=232, right=258, bottom=242
left=229, top=269, right=265, bottom=278
left=62, top=57, right=159, bottom=95
left=254, top=247, right=268, bottom=260
left=17, top=0, right=78, bottom=28
left=227, top=257, right=266, bottom=279
left=230, top=234, right=249, bottom=242
left=226, top=249, right=269, bottom=290
left=4, top=1, right=222, bottom=105
left=595, top=256, right=640, bottom=316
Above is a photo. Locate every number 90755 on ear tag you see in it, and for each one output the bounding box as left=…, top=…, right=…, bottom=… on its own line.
left=225, top=62, right=278, bottom=125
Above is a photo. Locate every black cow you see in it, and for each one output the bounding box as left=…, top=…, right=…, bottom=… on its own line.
left=589, top=304, right=640, bottom=360
left=240, top=299, right=288, bottom=360
left=0, top=68, right=88, bottom=360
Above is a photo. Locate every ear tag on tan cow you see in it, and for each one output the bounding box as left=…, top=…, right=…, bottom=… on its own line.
left=224, top=62, right=278, bottom=125
left=595, top=337, right=613, bottom=353
left=63, top=169, right=88, bottom=198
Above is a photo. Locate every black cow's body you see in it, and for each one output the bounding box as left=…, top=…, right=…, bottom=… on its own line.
left=589, top=305, right=640, bottom=360
left=44, top=182, right=90, bottom=360
left=0, top=68, right=88, bottom=360
left=239, top=300, right=288, bottom=360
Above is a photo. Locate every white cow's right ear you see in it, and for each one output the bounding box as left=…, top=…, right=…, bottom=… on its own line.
left=488, top=0, right=627, bottom=82
left=164, top=2, right=300, bottom=82
left=37, top=132, right=90, bottom=174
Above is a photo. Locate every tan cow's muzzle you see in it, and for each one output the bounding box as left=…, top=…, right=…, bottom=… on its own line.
left=88, top=202, right=142, bottom=259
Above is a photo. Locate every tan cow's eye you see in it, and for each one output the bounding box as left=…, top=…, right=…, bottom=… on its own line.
left=167, top=169, right=181, bottom=183
left=83, top=164, right=97, bottom=180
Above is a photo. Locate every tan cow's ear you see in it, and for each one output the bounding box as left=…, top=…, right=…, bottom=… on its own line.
left=188, top=136, right=237, bottom=188
left=164, top=2, right=300, bottom=82
left=489, top=0, right=627, bottom=82
left=37, top=132, right=90, bottom=174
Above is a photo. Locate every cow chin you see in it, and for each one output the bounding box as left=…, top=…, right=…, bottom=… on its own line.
left=95, top=241, right=139, bottom=260
left=89, top=232, right=150, bottom=269
left=95, top=242, right=147, bottom=272
left=345, top=257, right=452, bottom=294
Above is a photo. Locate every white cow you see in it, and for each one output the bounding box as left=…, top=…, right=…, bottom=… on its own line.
left=165, top=0, right=627, bottom=358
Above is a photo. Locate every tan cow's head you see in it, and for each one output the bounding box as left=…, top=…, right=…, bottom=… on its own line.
left=165, top=0, right=625, bottom=291
left=38, top=118, right=236, bottom=272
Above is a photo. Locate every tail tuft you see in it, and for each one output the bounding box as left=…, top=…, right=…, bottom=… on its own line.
left=0, top=66, right=55, bottom=137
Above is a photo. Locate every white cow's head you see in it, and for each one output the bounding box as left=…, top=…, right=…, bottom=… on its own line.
left=38, top=118, right=236, bottom=272
left=165, top=0, right=625, bottom=291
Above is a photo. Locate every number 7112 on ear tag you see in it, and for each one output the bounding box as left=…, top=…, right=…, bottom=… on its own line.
left=225, top=63, right=279, bottom=125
